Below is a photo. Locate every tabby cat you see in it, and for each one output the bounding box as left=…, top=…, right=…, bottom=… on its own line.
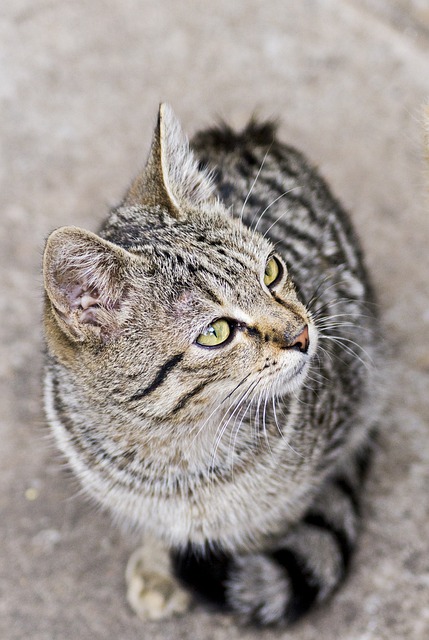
left=43, top=104, right=380, bottom=626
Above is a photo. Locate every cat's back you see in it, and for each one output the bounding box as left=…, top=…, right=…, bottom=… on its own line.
left=191, top=120, right=374, bottom=309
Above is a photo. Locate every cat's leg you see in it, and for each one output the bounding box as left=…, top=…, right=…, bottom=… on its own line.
left=171, top=440, right=373, bottom=626
left=126, top=534, right=192, bottom=621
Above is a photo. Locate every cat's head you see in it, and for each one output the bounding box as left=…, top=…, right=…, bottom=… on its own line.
left=43, top=105, right=317, bottom=426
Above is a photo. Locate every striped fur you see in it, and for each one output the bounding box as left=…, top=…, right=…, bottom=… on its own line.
left=43, top=105, right=381, bottom=626
left=172, top=438, right=374, bottom=625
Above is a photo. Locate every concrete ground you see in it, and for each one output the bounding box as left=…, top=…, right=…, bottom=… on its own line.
left=2, top=1, right=429, bottom=638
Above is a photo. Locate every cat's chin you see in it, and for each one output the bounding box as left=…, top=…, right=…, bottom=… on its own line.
left=272, top=359, right=311, bottom=397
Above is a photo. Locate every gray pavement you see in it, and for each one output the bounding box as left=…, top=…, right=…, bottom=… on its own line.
left=1, top=1, right=429, bottom=638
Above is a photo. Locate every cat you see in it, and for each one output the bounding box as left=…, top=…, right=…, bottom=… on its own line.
left=43, top=104, right=381, bottom=626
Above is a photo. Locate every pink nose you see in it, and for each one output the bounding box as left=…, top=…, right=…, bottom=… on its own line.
left=289, top=325, right=309, bottom=353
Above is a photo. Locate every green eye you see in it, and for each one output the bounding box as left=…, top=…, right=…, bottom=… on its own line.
left=264, top=256, right=281, bottom=287
left=196, top=319, right=231, bottom=347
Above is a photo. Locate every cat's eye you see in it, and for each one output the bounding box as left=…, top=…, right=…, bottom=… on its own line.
left=264, top=256, right=282, bottom=288
left=196, top=319, right=231, bottom=347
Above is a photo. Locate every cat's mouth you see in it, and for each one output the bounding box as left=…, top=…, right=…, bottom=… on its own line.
left=259, top=324, right=318, bottom=395
left=283, top=353, right=310, bottom=388
left=256, top=354, right=309, bottom=398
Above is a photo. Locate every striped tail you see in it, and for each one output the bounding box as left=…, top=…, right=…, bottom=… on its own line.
left=171, top=441, right=373, bottom=626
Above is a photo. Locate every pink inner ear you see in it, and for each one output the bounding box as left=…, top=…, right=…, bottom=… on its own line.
left=67, top=284, right=100, bottom=309
left=66, top=283, right=102, bottom=325
left=80, top=292, right=100, bottom=310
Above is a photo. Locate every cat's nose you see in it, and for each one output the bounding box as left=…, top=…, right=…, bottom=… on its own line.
left=287, top=325, right=309, bottom=353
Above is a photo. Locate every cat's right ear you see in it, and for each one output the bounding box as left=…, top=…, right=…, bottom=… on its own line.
left=43, top=226, right=132, bottom=343
left=124, top=104, right=216, bottom=218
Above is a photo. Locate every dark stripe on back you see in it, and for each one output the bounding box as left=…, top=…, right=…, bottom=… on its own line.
left=129, top=353, right=184, bottom=402
left=263, top=220, right=319, bottom=249
left=269, top=145, right=301, bottom=178
left=251, top=184, right=321, bottom=226
left=327, top=219, right=356, bottom=272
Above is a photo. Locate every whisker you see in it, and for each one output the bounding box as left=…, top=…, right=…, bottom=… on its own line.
left=311, top=299, right=372, bottom=323
left=262, top=206, right=292, bottom=238
left=210, top=380, right=257, bottom=460
left=313, top=344, right=334, bottom=370
left=188, top=372, right=252, bottom=447
left=314, top=312, right=375, bottom=327
left=305, top=275, right=377, bottom=315
left=272, top=396, right=303, bottom=458
left=308, top=285, right=354, bottom=311
left=254, top=388, right=264, bottom=439
left=316, top=341, right=359, bottom=373
left=315, top=311, right=373, bottom=322
left=305, top=275, right=333, bottom=310
left=251, top=187, right=300, bottom=234
left=229, top=382, right=261, bottom=480
left=209, top=379, right=259, bottom=473
left=311, top=294, right=378, bottom=318
left=260, top=390, right=274, bottom=458
left=320, top=334, right=373, bottom=371
left=316, top=321, right=373, bottom=334
left=239, top=144, right=273, bottom=224
left=323, top=333, right=374, bottom=358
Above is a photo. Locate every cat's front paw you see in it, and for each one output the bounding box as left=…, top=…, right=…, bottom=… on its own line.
left=126, top=541, right=191, bottom=621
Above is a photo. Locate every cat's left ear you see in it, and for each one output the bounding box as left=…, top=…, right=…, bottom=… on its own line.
left=43, top=226, right=133, bottom=343
left=124, top=103, right=215, bottom=218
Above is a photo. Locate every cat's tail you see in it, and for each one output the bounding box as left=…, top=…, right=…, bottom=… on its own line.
left=171, top=439, right=374, bottom=626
